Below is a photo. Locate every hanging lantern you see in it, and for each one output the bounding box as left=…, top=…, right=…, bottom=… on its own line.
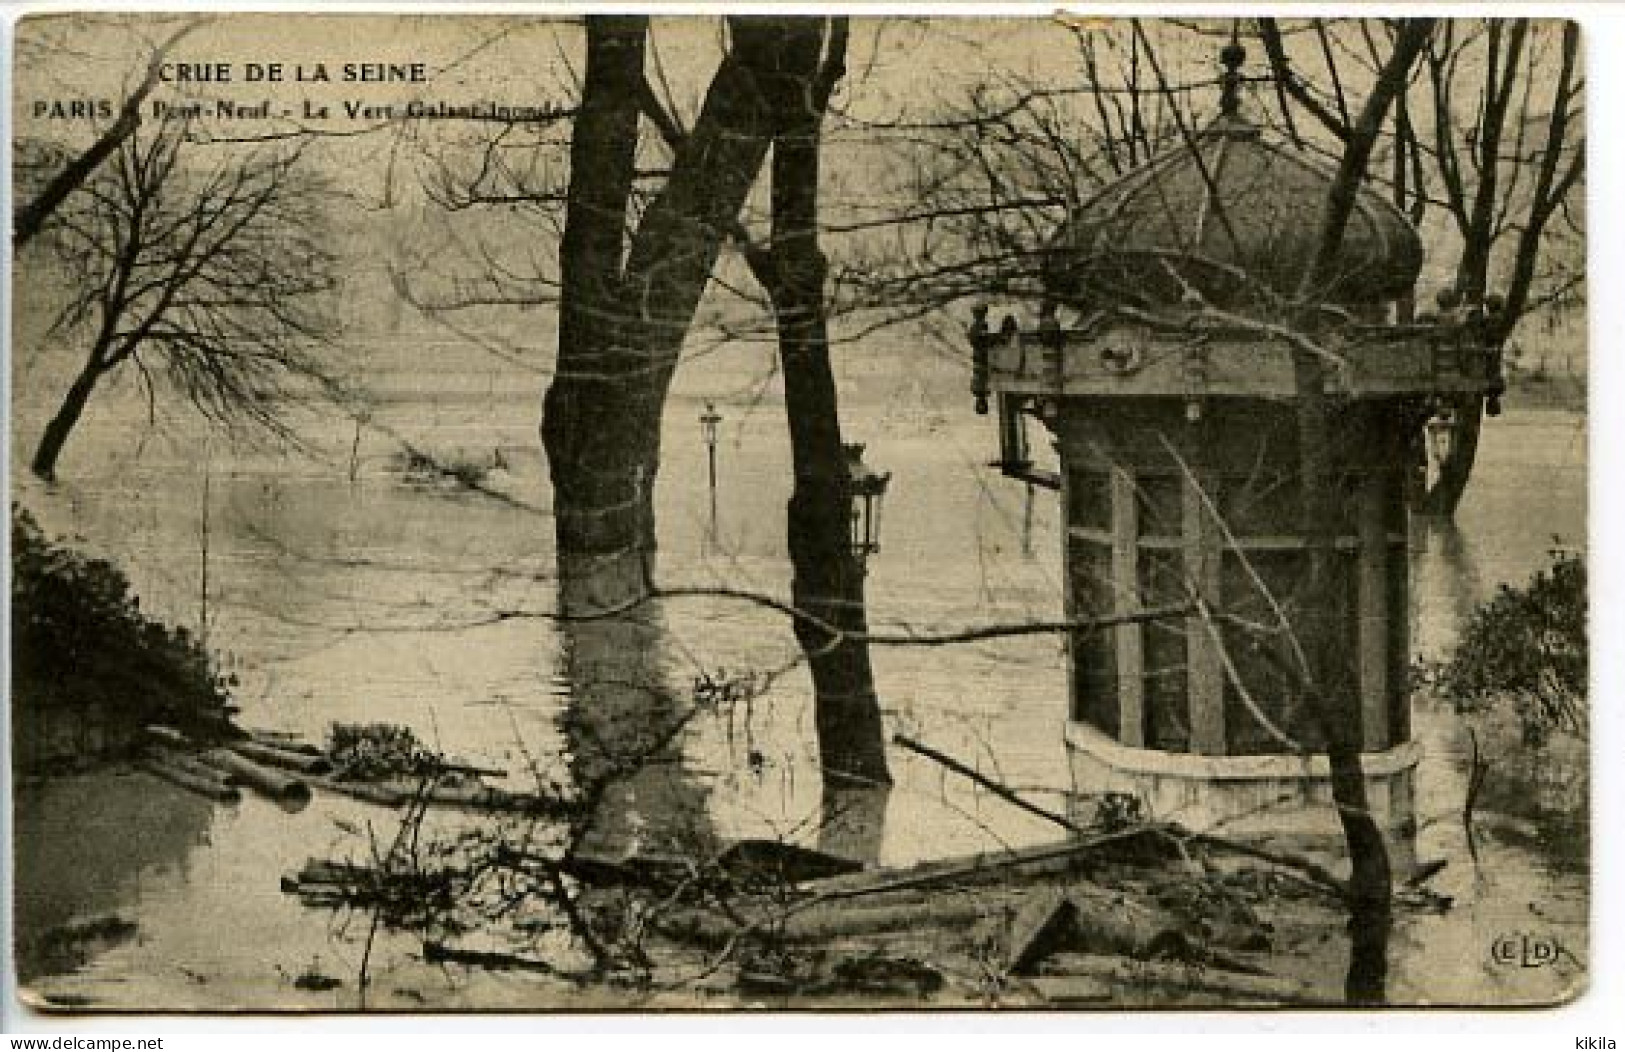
left=843, top=443, right=890, bottom=564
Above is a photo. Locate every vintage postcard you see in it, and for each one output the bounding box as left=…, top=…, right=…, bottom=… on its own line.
left=8, top=11, right=1586, bottom=1012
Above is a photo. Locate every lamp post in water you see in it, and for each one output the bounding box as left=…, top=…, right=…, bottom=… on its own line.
left=700, top=402, right=722, bottom=533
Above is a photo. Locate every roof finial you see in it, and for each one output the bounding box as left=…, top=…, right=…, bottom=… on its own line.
left=1219, top=23, right=1246, bottom=118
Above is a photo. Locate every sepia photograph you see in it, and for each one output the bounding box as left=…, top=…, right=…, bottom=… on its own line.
left=7, top=10, right=1588, bottom=1013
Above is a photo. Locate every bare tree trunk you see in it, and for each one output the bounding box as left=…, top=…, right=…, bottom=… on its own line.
left=1417, top=395, right=1483, bottom=518
left=31, top=359, right=103, bottom=481
left=760, top=18, right=891, bottom=787
left=1419, top=19, right=1580, bottom=518
left=1290, top=19, right=1433, bottom=1005
left=611, top=16, right=782, bottom=547
left=545, top=17, right=782, bottom=616
left=543, top=15, right=650, bottom=615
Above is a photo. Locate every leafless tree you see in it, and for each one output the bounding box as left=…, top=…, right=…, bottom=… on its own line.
left=27, top=117, right=340, bottom=479
left=412, top=17, right=897, bottom=786
left=828, top=23, right=1201, bottom=327
left=751, top=18, right=892, bottom=787
left=1261, top=17, right=1584, bottom=516
left=13, top=18, right=207, bottom=248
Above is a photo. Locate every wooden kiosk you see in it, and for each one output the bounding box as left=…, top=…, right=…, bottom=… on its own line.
left=968, top=47, right=1502, bottom=846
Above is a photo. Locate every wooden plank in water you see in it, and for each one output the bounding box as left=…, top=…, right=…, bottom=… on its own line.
left=199, top=748, right=311, bottom=801
left=228, top=739, right=333, bottom=775
left=139, top=758, right=241, bottom=803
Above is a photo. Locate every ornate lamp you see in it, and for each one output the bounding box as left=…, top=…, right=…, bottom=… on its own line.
left=843, top=443, right=890, bottom=566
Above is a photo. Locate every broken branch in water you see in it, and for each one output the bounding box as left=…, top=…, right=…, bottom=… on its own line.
left=889, top=733, right=1348, bottom=901
left=893, top=733, right=1082, bottom=834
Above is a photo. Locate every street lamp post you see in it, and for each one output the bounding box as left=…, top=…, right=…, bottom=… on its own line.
left=700, top=402, right=722, bottom=532
left=843, top=443, right=891, bottom=575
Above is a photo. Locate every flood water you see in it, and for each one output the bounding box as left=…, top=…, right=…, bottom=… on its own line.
left=10, top=353, right=1587, bottom=1008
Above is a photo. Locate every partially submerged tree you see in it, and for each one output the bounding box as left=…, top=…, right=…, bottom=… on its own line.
left=754, top=17, right=891, bottom=786
left=543, top=16, right=780, bottom=611
left=1280, top=20, right=1437, bottom=1002
left=428, top=16, right=895, bottom=785
left=27, top=118, right=339, bottom=480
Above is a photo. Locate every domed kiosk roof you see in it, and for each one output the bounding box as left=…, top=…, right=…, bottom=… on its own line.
left=1045, top=48, right=1423, bottom=310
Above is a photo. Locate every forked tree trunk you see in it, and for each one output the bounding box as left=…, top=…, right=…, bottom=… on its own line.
left=14, top=22, right=201, bottom=249
left=761, top=18, right=891, bottom=788
left=31, top=359, right=103, bottom=481
left=607, top=17, right=782, bottom=567
left=544, top=17, right=780, bottom=616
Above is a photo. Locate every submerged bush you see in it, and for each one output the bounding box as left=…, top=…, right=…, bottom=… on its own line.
left=1427, top=549, right=1587, bottom=745
left=11, top=504, right=233, bottom=742
left=326, top=721, right=439, bottom=781
left=390, top=447, right=490, bottom=489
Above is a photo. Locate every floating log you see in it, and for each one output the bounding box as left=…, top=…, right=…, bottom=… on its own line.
left=1004, top=889, right=1077, bottom=976
left=552, top=848, right=696, bottom=889
left=199, top=748, right=311, bottom=801
left=243, top=727, right=324, bottom=756
left=293, top=889, right=348, bottom=910
left=144, top=724, right=192, bottom=749
left=716, top=839, right=865, bottom=885
left=306, top=775, right=407, bottom=807
left=415, top=782, right=569, bottom=816
left=227, top=739, right=333, bottom=775
left=435, top=757, right=508, bottom=779
left=140, top=758, right=240, bottom=803
left=151, top=746, right=242, bottom=786
left=1061, top=885, right=1197, bottom=963
left=300, top=773, right=560, bottom=814
left=280, top=858, right=376, bottom=894
left=796, top=826, right=1177, bottom=902
left=298, top=858, right=375, bottom=885
left=658, top=893, right=996, bottom=948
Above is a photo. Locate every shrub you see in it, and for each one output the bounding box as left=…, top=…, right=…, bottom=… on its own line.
left=1426, top=549, right=1586, bottom=746
left=391, top=448, right=489, bottom=489
left=325, top=721, right=439, bottom=781
left=11, top=503, right=234, bottom=741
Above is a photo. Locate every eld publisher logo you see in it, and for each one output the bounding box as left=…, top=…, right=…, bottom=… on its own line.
left=1490, top=931, right=1564, bottom=968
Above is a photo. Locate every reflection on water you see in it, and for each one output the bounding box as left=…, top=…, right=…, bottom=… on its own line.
left=557, top=602, right=716, bottom=863
left=817, top=785, right=892, bottom=867
left=1390, top=413, right=1588, bottom=1006
left=13, top=774, right=213, bottom=983
left=1345, top=907, right=1391, bottom=1007
left=1411, top=516, right=1485, bottom=660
